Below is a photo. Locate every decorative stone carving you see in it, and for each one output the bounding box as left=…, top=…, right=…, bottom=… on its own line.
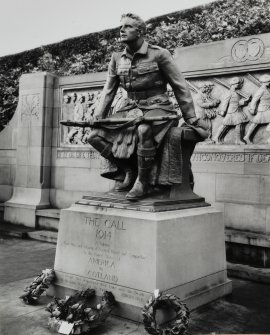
left=65, top=94, right=86, bottom=145
left=244, top=74, right=270, bottom=144
left=57, top=149, right=100, bottom=160
left=188, top=81, right=220, bottom=143
left=213, top=77, right=251, bottom=145
left=231, top=38, right=265, bottom=62
left=61, top=88, right=130, bottom=146
left=21, top=94, right=40, bottom=122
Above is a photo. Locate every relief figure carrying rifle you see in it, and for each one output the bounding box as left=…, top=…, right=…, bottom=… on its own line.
left=188, top=81, right=220, bottom=144
left=213, top=77, right=251, bottom=145
left=84, top=13, right=208, bottom=200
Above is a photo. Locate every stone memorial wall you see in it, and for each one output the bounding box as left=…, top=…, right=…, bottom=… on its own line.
left=51, top=73, right=111, bottom=209
left=1, top=32, right=270, bottom=276
left=0, top=111, right=17, bottom=211
left=175, top=32, right=270, bottom=273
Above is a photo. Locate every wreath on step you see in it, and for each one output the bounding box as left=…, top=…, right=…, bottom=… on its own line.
left=46, top=289, right=115, bottom=334
left=19, top=268, right=55, bottom=304
left=142, top=291, right=189, bottom=335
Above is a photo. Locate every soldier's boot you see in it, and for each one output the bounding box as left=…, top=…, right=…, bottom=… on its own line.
left=243, top=123, right=257, bottom=144
left=103, top=152, right=135, bottom=192
left=114, top=169, right=136, bottom=192
left=88, top=132, right=135, bottom=190
left=126, top=147, right=156, bottom=201
left=213, top=125, right=227, bottom=144
left=235, top=124, right=246, bottom=145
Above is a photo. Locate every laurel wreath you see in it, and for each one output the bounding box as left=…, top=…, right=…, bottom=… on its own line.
left=46, top=289, right=115, bottom=334
left=19, top=268, right=55, bottom=304
left=142, top=292, right=189, bottom=335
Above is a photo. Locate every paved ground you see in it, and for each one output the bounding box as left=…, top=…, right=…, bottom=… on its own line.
left=0, top=235, right=270, bottom=335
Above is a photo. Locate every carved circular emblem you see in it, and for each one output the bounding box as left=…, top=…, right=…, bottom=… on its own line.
left=231, top=38, right=264, bottom=62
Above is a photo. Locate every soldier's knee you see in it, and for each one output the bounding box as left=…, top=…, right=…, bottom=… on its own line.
left=137, top=124, right=152, bottom=139
left=85, top=130, right=99, bottom=144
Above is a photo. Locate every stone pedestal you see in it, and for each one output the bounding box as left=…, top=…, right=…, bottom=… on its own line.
left=4, top=72, right=57, bottom=227
left=51, top=203, right=231, bottom=321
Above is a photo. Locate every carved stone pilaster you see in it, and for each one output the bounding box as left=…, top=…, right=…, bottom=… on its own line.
left=5, top=72, right=57, bottom=227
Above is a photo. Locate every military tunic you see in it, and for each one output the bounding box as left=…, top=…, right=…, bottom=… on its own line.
left=96, top=41, right=195, bottom=119
left=93, top=41, right=196, bottom=160
left=219, top=89, right=248, bottom=126
left=249, top=84, right=270, bottom=124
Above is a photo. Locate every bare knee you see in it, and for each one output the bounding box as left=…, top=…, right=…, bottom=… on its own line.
left=137, top=124, right=152, bottom=142
left=85, top=130, right=99, bottom=144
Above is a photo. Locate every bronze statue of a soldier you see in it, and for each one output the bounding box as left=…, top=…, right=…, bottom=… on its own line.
left=86, top=13, right=207, bottom=200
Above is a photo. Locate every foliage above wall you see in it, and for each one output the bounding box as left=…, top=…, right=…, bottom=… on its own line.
left=0, top=0, right=270, bottom=130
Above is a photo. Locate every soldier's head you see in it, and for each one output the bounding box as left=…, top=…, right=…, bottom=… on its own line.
left=71, top=92, right=77, bottom=103
left=120, top=13, right=146, bottom=43
left=229, top=77, right=244, bottom=89
left=77, top=94, right=85, bottom=103
left=259, top=74, right=270, bottom=87
left=63, top=95, right=71, bottom=104
left=199, top=82, right=213, bottom=93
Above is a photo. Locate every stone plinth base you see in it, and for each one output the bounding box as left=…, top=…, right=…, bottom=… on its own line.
left=50, top=204, right=231, bottom=321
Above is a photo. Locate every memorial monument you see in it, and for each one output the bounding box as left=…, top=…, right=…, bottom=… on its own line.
left=51, top=13, right=231, bottom=321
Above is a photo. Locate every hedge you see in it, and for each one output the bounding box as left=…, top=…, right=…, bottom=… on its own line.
left=0, top=0, right=270, bottom=130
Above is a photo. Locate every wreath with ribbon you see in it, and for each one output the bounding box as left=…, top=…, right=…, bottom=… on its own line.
left=19, top=268, right=55, bottom=304
left=142, top=291, right=189, bottom=335
left=46, top=289, right=115, bottom=334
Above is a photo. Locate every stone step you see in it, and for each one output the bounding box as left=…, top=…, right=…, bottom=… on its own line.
left=227, top=262, right=270, bottom=284
left=26, top=230, right=58, bottom=244
left=226, top=228, right=270, bottom=248
left=36, top=208, right=61, bottom=231
left=0, top=221, right=35, bottom=238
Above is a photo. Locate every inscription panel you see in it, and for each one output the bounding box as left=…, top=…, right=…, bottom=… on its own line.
left=55, top=272, right=149, bottom=306
left=192, top=151, right=270, bottom=163
left=54, top=208, right=156, bottom=306
left=57, top=149, right=100, bottom=160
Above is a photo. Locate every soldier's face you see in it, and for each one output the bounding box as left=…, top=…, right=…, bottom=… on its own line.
left=120, top=17, right=140, bottom=43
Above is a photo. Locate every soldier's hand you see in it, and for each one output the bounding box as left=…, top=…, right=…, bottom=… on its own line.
left=195, top=118, right=208, bottom=131
left=185, top=117, right=198, bottom=126
left=214, top=99, right=221, bottom=107
left=186, top=117, right=210, bottom=140
left=87, top=116, right=97, bottom=126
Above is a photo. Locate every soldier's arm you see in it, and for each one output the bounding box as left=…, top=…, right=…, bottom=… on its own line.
left=158, top=49, right=196, bottom=122
left=218, top=93, right=231, bottom=116
left=249, top=88, right=263, bottom=115
left=94, top=53, right=120, bottom=119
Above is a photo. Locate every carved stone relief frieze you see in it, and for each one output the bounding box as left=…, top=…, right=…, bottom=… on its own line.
left=188, top=71, right=270, bottom=145
left=61, top=88, right=101, bottom=145
left=60, top=87, right=128, bottom=146
left=60, top=71, right=270, bottom=148
left=187, top=80, right=220, bottom=143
